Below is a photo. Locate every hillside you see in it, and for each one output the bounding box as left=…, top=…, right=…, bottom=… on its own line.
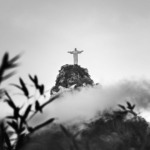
left=51, top=64, right=94, bottom=94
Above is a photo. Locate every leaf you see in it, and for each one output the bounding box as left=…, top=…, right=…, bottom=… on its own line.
left=132, top=104, right=135, bottom=109
left=18, top=126, right=26, bottom=134
left=16, top=133, right=26, bottom=147
left=9, top=54, right=20, bottom=64
left=7, top=62, right=18, bottom=69
left=39, top=84, right=44, bottom=95
left=7, top=121, right=18, bottom=132
left=0, top=52, right=20, bottom=85
left=126, top=101, right=135, bottom=110
left=0, top=53, right=9, bottom=78
left=29, top=74, right=45, bottom=95
left=4, top=130, right=12, bottom=150
left=41, top=94, right=60, bottom=109
left=28, top=74, right=34, bottom=83
left=1, top=52, right=9, bottom=68
left=14, top=107, right=20, bottom=119
left=5, top=97, right=20, bottom=119
left=118, top=104, right=126, bottom=111
left=6, top=53, right=20, bottom=70
left=34, top=75, right=38, bottom=88
left=6, top=116, right=16, bottom=119
left=27, top=126, right=34, bottom=132
left=2, top=71, right=16, bottom=81
left=35, top=100, right=42, bottom=113
left=3, top=52, right=20, bottom=69
left=29, top=74, right=39, bottom=89
left=4, top=91, right=16, bottom=109
left=19, top=78, right=29, bottom=98
left=10, top=83, right=22, bottom=90
left=22, top=105, right=32, bottom=121
left=33, top=118, right=55, bottom=132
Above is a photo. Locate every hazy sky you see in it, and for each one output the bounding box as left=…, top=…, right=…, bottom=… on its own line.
left=0, top=0, right=150, bottom=89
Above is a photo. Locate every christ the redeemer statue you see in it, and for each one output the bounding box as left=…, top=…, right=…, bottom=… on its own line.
left=68, top=48, right=83, bottom=65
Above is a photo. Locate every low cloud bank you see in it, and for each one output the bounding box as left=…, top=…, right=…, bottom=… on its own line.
left=31, top=79, right=150, bottom=125
left=13, top=79, right=150, bottom=150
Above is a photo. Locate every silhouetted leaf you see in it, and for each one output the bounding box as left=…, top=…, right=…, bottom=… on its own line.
left=32, top=118, right=55, bottom=132
left=6, top=116, right=16, bottom=119
left=127, top=101, right=131, bottom=108
left=118, top=104, right=126, bottom=111
left=7, top=121, right=18, bottom=132
left=29, top=74, right=45, bottom=96
left=35, top=100, right=42, bottom=113
left=0, top=52, right=20, bottom=84
left=18, top=126, right=26, bottom=134
left=22, top=105, right=32, bottom=121
left=28, top=74, right=34, bottom=83
left=2, top=71, right=16, bottom=81
left=0, top=53, right=9, bottom=81
left=41, top=94, right=60, bottom=109
left=1, top=52, right=9, bottom=68
left=14, top=107, right=20, bottom=119
left=126, top=101, right=135, bottom=110
left=4, top=130, right=12, bottom=150
left=29, top=75, right=39, bottom=88
left=4, top=91, right=21, bottom=120
left=19, top=78, right=29, bottom=98
left=27, top=126, right=34, bottom=132
left=10, top=83, right=22, bottom=90
left=15, top=133, right=26, bottom=148
left=34, top=75, right=38, bottom=88
left=7, top=62, right=18, bottom=69
left=4, top=91, right=16, bottom=109
left=9, top=53, right=20, bottom=64
left=6, top=53, right=20, bottom=69
left=132, top=104, right=135, bottom=109
left=6, top=105, right=20, bottom=120
left=39, top=84, right=44, bottom=95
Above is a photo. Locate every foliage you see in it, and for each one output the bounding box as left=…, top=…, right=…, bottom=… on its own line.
left=51, top=64, right=94, bottom=94
left=0, top=52, right=20, bottom=84
left=0, top=52, right=20, bottom=150
left=0, top=52, right=59, bottom=150
left=66, top=102, right=150, bottom=150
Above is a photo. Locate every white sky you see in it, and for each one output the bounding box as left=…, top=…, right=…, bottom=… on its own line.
left=0, top=0, right=150, bottom=89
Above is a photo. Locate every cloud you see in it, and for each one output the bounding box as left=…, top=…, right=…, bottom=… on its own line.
left=19, top=79, right=150, bottom=150
left=30, top=79, right=150, bottom=126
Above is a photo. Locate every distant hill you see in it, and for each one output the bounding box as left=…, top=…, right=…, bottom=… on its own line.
left=50, top=64, right=94, bottom=95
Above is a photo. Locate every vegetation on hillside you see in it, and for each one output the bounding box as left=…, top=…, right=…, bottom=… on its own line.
left=51, top=64, right=94, bottom=94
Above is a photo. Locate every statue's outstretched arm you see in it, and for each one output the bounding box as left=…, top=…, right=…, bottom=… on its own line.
left=68, top=51, right=73, bottom=54
left=78, top=50, right=84, bottom=53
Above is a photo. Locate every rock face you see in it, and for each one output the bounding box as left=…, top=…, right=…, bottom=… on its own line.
left=51, top=64, right=94, bottom=94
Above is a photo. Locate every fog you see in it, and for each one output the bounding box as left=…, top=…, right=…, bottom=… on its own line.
left=30, top=79, right=150, bottom=126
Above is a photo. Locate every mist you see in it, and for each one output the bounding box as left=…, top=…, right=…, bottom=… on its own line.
left=30, top=79, right=150, bottom=126
left=8, top=78, right=150, bottom=150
